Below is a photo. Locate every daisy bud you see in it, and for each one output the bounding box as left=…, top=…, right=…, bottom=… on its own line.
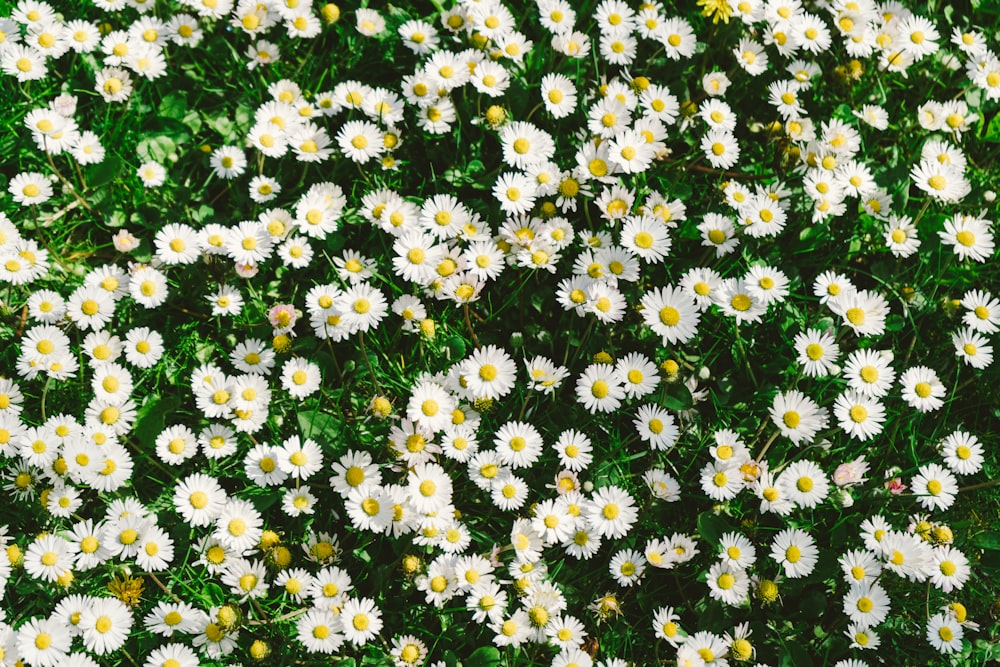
left=258, top=530, right=281, bottom=551
left=834, top=488, right=855, bottom=508
left=272, top=334, right=293, bottom=353
left=419, top=318, right=435, bottom=338
left=269, top=546, right=291, bottom=569
left=485, top=105, right=506, bottom=127
left=7, top=544, right=23, bottom=567
left=320, top=3, right=340, bottom=23
left=250, top=640, right=270, bottom=661
left=216, top=604, right=241, bottom=632
left=401, top=554, right=421, bottom=575
left=370, top=396, right=393, bottom=418
left=756, top=579, right=779, bottom=605
left=592, top=351, right=613, bottom=364
left=932, top=526, right=954, bottom=545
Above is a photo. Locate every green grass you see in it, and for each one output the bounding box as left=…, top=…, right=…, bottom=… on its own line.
left=0, top=0, right=999, bottom=666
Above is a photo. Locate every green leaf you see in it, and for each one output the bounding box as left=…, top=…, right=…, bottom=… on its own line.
left=143, top=117, right=192, bottom=142
left=780, top=642, right=814, bottom=667
left=136, top=135, right=178, bottom=163
left=87, top=156, right=123, bottom=189
left=983, top=112, right=1000, bottom=143
left=662, top=382, right=694, bottom=411
left=134, top=394, right=181, bottom=449
left=885, top=314, right=905, bottom=332
left=465, top=646, right=501, bottom=667
left=972, top=531, right=1000, bottom=550
left=297, top=410, right=342, bottom=444
left=446, top=336, right=467, bottom=360
left=697, top=511, right=729, bottom=545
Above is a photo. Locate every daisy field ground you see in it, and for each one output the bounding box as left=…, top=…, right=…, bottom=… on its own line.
left=0, top=0, right=999, bottom=665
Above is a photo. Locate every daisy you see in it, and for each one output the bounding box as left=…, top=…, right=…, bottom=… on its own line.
left=638, top=469, right=677, bottom=503
left=471, top=60, right=510, bottom=96
left=129, top=265, right=169, bottom=309
left=173, top=473, right=226, bottom=527
left=715, top=279, right=768, bottom=324
left=833, top=289, right=889, bottom=337
left=939, top=213, right=994, bottom=262
left=575, top=363, right=626, bottom=414
left=841, top=548, right=882, bottom=586
left=633, top=404, right=679, bottom=451
left=407, top=461, right=453, bottom=514
left=843, top=581, right=890, bottom=628
left=155, top=424, right=199, bottom=465
left=336, top=120, right=384, bottom=164
left=639, top=286, right=700, bottom=345
left=587, top=282, right=627, bottom=323
left=899, top=366, right=946, bottom=412
left=281, top=358, right=321, bottom=398
left=952, top=326, right=993, bottom=369
left=620, top=214, right=671, bottom=263
left=931, top=545, right=970, bottom=593
left=793, top=328, right=839, bottom=377
left=524, top=356, right=569, bottom=394
left=24, top=533, right=77, bottom=583
left=701, top=460, right=744, bottom=501
left=8, top=171, right=53, bottom=206
left=734, top=38, right=768, bottom=75
left=65, top=285, right=115, bottom=331
left=910, top=160, right=968, bottom=203
left=813, top=269, right=853, bottom=303
left=653, top=606, right=684, bottom=646
left=961, top=289, right=1000, bottom=333
left=214, top=498, right=264, bottom=553
left=681, top=632, right=728, bottom=666
left=898, top=14, right=939, bottom=59
left=491, top=609, right=532, bottom=649
left=493, top=172, right=537, bottom=216
left=744, top=266, right=789, bottom=306
left=880, top=530, right=933, bottom=581
left=614, top=352, right=659, bottom=399
left=16, top=617, right=71, bottom=667
left=939, top=430, right=984, bottom=476
left=277, top=436, right=323, bottom=481
left=639, top=85, right=679, bottom=124
left=585, top=485, right=637, bottom=539
left=607, top=129, right=655, bottom=174
left=771, top=528, right=819, bottom=578
left=779, top=459, right=830, bottom=509
left=719, top=531, right=757, bottom=569
left=79, top=597, right=133, bottom=655
left=296, top=608, right=344, bottom=654
left=660, top=17, right=697, bottom=59
left=927, top=612, right=963, bottom=653
left=770, top=390, right=828, bottom=445
left=884, top=215, right=920, bottom=257
left=552, top=428, right=593, bottom=472
left=707, top=561, right=749, bottom=606
left=843, top=349, right=895, bottom=398
left=701, top=129, right=740, bottom=169
left=2, top=44, right=48, bottom=82
left=833, top=390, right=885, bottom=441
left=609, top=548, right=647, bottom=587
left=405, top=381, right=454, bottom=433
left=307, top=566, right=352, bottom=608
left=911, top=463, right=958, bottom=512
left=493, top=420, right=544, bottom=469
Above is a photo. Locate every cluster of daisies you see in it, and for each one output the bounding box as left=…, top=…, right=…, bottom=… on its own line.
left=0, top=0, right=998, bottom=664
